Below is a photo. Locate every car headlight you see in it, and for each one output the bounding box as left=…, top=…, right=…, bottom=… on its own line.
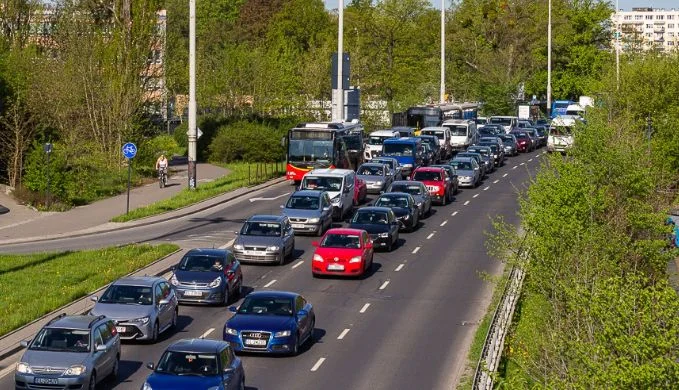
left=313, top=254, right=324, bottom=262
left=16, top=362, right=32, bottom=374
left=64, top=364, right=87, bottom=376
left=274, top=330, right=291, bottom=338
left=403, top=214, right=410, bottom=220
left=170, top=274, right=179, bottom=286
left=375, top=181, right=383, bottom=185
left=379, top=233, right=389, bottom=238
left=416, top=202, right=422, bottom=208
left=131, top=316, right=150, bottom=324
left=431, top=186, right=440, bottom=191
left=233, top=244, right=244, bottom=250
left=307, top=217, right=320, bottom=223
left=331, top=197, right=340, bottom=204
left=142, top=382, right=153, bottom=390
left=266, top=246, right=280, bottom=252
left=349, top=256, right=362, bottom=263
left=209, top=276, right=222, bottom=288
left=225, top=327, right=238, bottom=336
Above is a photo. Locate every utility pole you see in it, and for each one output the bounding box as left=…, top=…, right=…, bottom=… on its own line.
left=335, top=0, right=345, bottom=122
left=187, top=0, right=197, bottom=189
left=547, top=0, right=552, bottom=118
left=440, top=0, right=445, bottom=103
left=615, top=0, right=620, bottom=90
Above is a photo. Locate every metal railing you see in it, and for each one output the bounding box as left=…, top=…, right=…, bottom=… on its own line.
left=472, top=265, right=526, bottom=390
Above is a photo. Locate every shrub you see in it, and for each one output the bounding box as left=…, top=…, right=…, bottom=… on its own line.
left=137, top=135, right=183, bottom=174
left=208, top=120, right=285, bottom=163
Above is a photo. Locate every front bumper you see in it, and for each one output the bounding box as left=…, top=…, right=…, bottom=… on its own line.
left=458, top=177, right=475, bottom=187
left=175, top=285, right=225, bottom=304
left=365, top=182, right=385, bottom=194
left=288, top=219, right=322, bottom=234
left=396, top=215, right=415, bottom=230
left=114, top=320, right=154, bottom=340
left=15, top=373, right=90, bottom=390
left=368, top=234, right=391, bottom=248
left=234, top=249, right=281, bottom=264
left=312, top=260, right=366, bottom=276
left=225, top=331, right=296, bottom=354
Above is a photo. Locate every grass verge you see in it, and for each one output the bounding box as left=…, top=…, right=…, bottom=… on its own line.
left=0, top=243, right=179, bottom=337
left=456, top=267, right=512, bottom=390
left=111, top=161, right=285, bottom=222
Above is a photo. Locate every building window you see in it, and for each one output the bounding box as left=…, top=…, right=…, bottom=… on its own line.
left=668, top=15, right=675, bottom=20
left=624, top=15, right=632, bottom=20
left=635, top=15, right=643, bottom=20
left=646, top=32, right=652, bottom=37
left=646, top=15, right=653, bottom=20
left=656, top=15, right=664, bottom=20
left=668, top=41, right=674, bottom=46
left=646, top=24, right=653, bottom=28
left=669, top=24, right=675, bottom=29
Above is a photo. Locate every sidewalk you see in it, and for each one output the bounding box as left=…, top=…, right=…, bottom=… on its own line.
left=0, top=162, right=229, bottom=241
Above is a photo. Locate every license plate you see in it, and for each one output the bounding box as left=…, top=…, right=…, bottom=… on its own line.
left=244, top=339, right=267, bottom=346
left=292, top=224, right=305, bottom=229
left=34, top=378, right=59, bottom=385
left=115, top=326, right=126, bottom=333
left=184, top=290, right=203, bottom=297
left=328, top=264, right=345, bottom=271
left=244, top=250, right=266, bottom=256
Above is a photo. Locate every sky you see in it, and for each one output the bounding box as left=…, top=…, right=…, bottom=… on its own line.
left=324, top=1, right=679, bottom=11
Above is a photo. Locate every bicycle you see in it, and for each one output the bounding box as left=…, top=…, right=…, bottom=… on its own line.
left=158, top=168, right=168, bottom=188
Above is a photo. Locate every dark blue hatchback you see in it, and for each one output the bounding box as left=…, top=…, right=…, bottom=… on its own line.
left=142, top=338, right=244, bottom=390
left=223, top=291, right=315, bottom=355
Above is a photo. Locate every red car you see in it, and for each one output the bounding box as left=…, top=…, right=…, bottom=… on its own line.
left=511, top=131, right=533, bottom=152
left=311, top=228, right=374, bottom=277
left=411, top=166, right=453, bottom=205
left=353, top=176, right=367, bottom=206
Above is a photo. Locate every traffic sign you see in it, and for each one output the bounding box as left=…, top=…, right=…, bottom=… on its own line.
left=186, top=127, right=203, bottom=139
left=122, top=142, right=137, bottom=159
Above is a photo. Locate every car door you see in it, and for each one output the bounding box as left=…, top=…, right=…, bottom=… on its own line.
left=220, top=347, right=242, bottom=390
left=362, top=231, right=373, bottom=264
left=154, top=283, right=171, bottom=330
left=225, top=253, right=240, bottom=293
left=282, top=220, right=294, bottom=255
left=295, top=296, right=310, bottom=339
left=343, top=173, right=354, bottom=213
left=388, top=210, right=399, bottom=237
left=92, top=326, right=111, bottom=378
left=99, top=322, right=117, bottom=375
left=320, top=193, right=332, bottom=226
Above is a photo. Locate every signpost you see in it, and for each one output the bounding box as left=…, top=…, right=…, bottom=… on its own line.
left=122, top=142, right=137, bottom=214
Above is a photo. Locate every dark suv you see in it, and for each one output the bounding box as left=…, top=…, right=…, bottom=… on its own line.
left=16, top=314, right=121, bottom=390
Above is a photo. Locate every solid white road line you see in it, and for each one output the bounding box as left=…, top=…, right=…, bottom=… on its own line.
left=359, top=303, right=371, bottom=313
left=219, top=239, right=235, bottom=249
left=311, top=357, right=326, bottom=372
left=440, top=220, right=448, bottom=227
left=200, top=328, right=215, bottom=339
left=379, top=281, right=390, bottom=290
left=473, top=194, right=479, bottom=198
left=395, top=264, right=404, bottom=272
left=464, top=200, right=470, bottom=206
left=263, top=280, right=277, bottom=288
left=503, top=173, right=508, bottom=177
left=451, top=211, right=458, bottom=216
left=292, top=261, right=304, bottom=269
left=337, top=329, right=351, bottom=340
left=483, top=186, right=490, bottom=191
left=426, top=233, right=435, bottom=240
left=412, top=246, right=421, bottom=254
left=493, top=180, right=499, bottom=184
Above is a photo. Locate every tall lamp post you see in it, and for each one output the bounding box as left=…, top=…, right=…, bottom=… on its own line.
left=335, top=0, right=345, bottom=122
left=615, top=0, right=620, bottom=89
left=440, top=0, right=446, bottom=103
left=187, top=0, right=197, bottom=189
left=547, top=0, right=552, bottom=118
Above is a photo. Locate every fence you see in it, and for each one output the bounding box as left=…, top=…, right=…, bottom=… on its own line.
left=247, top=160, right=286, bottom=186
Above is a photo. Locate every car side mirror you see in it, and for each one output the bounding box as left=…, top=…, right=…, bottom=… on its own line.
left=279, top=205, right=285, bottom=209
left=366, top=241, right=373, bottom=249
left=228, top=306, right=238, bottom=313
left=90, top=296, right=98, bottom=302
left=312, top=241, right=319, bottom=247
left=158, top=298, right=170, bottom=306
left=20, top=339, right=30, bottom=348
left=323, top=207, right=331, bottom=211
left=96, top=344, right=107, bottom=352
left=297, top=309, right=309, bottom=317
left=146, top=362, right=155, bottom=370
left=223, top=367, right=235, bottom=375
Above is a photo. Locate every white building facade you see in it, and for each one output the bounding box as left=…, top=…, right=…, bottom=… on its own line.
left=612, top=7, right=679, bottom=52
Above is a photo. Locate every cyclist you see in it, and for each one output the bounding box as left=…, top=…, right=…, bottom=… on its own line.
left=155, top=154, right=169, bottom=184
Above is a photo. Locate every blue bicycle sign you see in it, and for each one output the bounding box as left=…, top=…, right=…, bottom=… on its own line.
left=122, top=142, right=137, bottom=159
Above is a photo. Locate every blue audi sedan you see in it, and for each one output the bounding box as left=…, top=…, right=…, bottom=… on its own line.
left=142, top=338, right=245, bottom=390
left=223, top=291, right=315, bottom=355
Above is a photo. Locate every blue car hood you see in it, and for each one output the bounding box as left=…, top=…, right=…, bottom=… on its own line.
left=388, top=156, right=414, bottom=165
left=145, top=372, right=222, bottom=390
left=174, top=270, right=221, bottom=284
left=227, top=314, right=295, bottom=332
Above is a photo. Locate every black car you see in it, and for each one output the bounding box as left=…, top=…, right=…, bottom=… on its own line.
left=373, top=192, right=419, bottom=232
left=478, top=124, right=505, bottom=136
left=479, top=142, right=505, bottom=167
left=416, top=135, right=441, bottom=164
left=348, top=207, right=400, bottom=251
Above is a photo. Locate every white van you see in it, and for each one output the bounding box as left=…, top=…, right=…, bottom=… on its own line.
left=488, top=116, right=518, bottom=133
left=547, top=116, right=581, bottom=153
left=366, top=130, right=400, bottom=159
left=300, top=168, right=355, bottom=220
left=442, top=119, right=478, bottom=152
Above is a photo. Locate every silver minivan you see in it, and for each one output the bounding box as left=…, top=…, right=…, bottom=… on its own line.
left=299, top=168, right=355, bottom=220
left=281, top=190, right=333, bottom=236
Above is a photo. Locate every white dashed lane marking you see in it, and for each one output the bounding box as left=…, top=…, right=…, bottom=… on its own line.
left=292, top=261, right=304, bottom=269
left=464, top=200, right=470, bottom=206
left=379, top=281, right=390, bottom=290
left=337, top=329, right=350, bottom=340
left=493, top=180, right=499, bottom=184
left=263, top=280, right=277, bottom=288
left=440, top=220, right=448, bottom=227
left=360, top=303, right=371, bottom=313
left=451, top=211, right=458, bottom=216
left=426, top=233, right=435, bottom=239
left=200, top=328, right=214, bottom=339
left=473, top=194, right=479, bottom=198
left=412, top=246, right=421, bottom=254
left=483, top=186, right=490, bottom=191
left=503, top=173, right=508, bottom=177
left=395, top=264, right=404, bottom=272
left=311, top=358, right=326, bottom=372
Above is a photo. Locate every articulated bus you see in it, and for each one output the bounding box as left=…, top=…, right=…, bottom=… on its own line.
left=285, top=122, right=365, bottom=182
left=392, top=103, right=480, bottom=131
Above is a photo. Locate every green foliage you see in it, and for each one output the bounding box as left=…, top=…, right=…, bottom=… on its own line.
left=209, top=120, right=286, bottom=163
left=137, top=135, right=183, bottom=173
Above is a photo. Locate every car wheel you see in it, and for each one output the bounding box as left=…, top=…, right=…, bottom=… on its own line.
left=150, top=321, right=159, bottom=343
left=307, top=319, right=316, bottom=345
left=171, top=309, right=178, bottom=329
left=222, top=288, right=229, bottom=306
left=88, top=372, right=96, bottom=390
left=108, top=355, right=119, bottom=381
left=291, top=334, right=300, bottom=356
left=278, top=251, right=285, bottom=266
left=235, top=277, right=243, bottom=299
left=239, top=378, right=245, bottom=390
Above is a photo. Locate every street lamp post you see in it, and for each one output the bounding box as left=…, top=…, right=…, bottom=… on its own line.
left=440, top=0, right=445, bottom=103
left=187, top=0, right=197, bottom=189
left=547, top=0, right=552, bottom=118
left=335, top=0, right=345, bottom=122
left=615, top=0, right=620, bottom=89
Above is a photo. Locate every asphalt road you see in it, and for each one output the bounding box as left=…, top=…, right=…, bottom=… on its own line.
left=0, top=150, right=544, bottom=390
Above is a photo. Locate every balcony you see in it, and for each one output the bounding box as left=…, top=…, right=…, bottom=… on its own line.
left=654, top=26, right=665, bottom=33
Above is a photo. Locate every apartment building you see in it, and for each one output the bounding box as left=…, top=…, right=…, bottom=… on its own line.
left=612, top=7, right=679, bottom=52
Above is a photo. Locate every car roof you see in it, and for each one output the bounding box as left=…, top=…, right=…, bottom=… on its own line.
left=383, top=137, right=420, bottom=143
left=291, top=190, right=324, bottom=198
left=370, top=130, right=399, bottom=136
left=307, top=168, right=353, bottom=177
left=325, top=227, right=368, bottom=236
left=452, top=157, right=474, bottom=162
left=46, top=315, right=106, bottom=330
left=391, top=180, right=424, bottom=186
left=414, top=166, right=444, bottom=172
left=167, top=338, right=230, bottom=354
left=379, top=192, right=410, bottom=197
left=420, top=127, right=447, bottom=131
left=246, top=290, right=299, bottom=299
left=247, top=215, right=286, bottom=223
left=360, top=162, right=387, bottom=168
left=113, top=276, right=163, bottom=287
left=185, top=248, right=230, bottom=257
left=356, top=206, right=392, bottom=213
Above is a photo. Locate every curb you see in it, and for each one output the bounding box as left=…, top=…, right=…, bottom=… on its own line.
left=0, top=247, right=183, bottom=362
left=0, top=176, right=289, bottom=246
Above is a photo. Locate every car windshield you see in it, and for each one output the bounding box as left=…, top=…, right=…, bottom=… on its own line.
left=321, top=233, right=362, bottom=248
left=490, top=117, right=512, bottom=126
left=301, top=176, right=343, bottom=192
left=375, top=196, right=409, bottom=208
left=383, top=143, right=414, bottom=157
left=178, top=255, right=224, bottom=272
left=240, top=222, right=282, bottom=236
left=445, top=125, right=468, bottom=136
left=468, top=148, right=489, bottom=156
left=155, top=351, right=219, bottom=376
left=99, top=284, right=153, bottom=305
left=358, top=165, right=384, bottom=176
left=374, top=159, right=394, bottom=169
left=389, top=184, right=423, bottom=195
left=352, top=210, right=389, bottom=225
left=30, top=328, right=90, bottom=352
left=480, top=143, right=498, bottom=152
left=368, top=136, right=390, bottom=145
left=286, top=196, right=320, bottom=210
left=451, top=160, right=473, bottom=170
left=549, top=126, right=572, bottom=136
left=514, top=133, right=529, bottom=140
left=503, top=139, right=515, bottom=146
left=413, top=171, right=441, bottom=181
left=238, top=296, right=294, bottom=316
left=422, top=131, right=445, bottom=140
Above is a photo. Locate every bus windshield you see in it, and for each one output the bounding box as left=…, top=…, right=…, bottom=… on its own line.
left=383, top=143, right=415, bottom=157
left=444, top=125, right=468, bottom=137
left=288, top=139, right=333, bottom=163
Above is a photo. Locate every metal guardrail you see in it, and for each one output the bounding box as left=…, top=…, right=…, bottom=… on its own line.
left=472, top=265, right=526, bottom=389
